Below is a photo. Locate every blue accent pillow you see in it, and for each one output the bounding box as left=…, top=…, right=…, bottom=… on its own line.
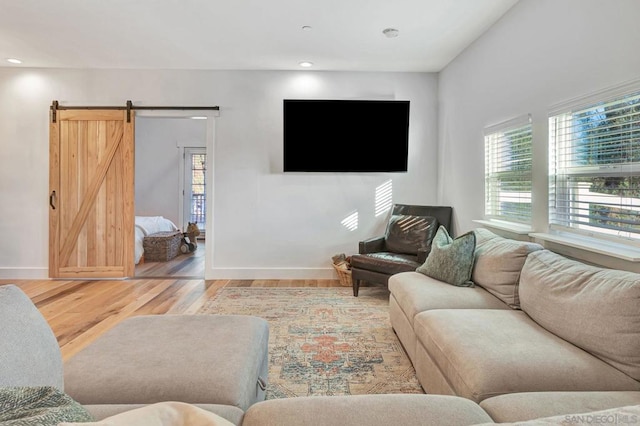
left=416, top=226, right=476, bottom=286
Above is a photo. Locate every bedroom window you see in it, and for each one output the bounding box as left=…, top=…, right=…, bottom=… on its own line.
left=549, top=81, right=640, bottom=242
left=185, top=149, right=206, bottom=236
left=484, top=114, right=533, bottom=225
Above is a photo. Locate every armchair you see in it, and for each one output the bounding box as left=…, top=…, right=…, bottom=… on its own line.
left=350, top=204, right=453, bottom=296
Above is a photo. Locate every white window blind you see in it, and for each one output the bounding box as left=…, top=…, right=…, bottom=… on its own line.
left=484, top=115, right=533, bottom=224
left=549, top=82, right=640, bottom=241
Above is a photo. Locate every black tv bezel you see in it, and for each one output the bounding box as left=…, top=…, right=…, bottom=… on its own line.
left=283, top=99, right=410, bottom=173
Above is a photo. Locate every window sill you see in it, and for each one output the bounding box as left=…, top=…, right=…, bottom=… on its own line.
left=473, top=219, right=532, bottom=235
left=529, top=232, right=640, bottom=262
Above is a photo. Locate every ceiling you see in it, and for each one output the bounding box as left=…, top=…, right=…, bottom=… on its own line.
left=0, top=0, right=519, bottom=72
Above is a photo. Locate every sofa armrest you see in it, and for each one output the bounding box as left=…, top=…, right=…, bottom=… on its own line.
left=359, top=237, right=386, bottom=254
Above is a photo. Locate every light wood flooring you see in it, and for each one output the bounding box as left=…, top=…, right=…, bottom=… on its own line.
left=1, top=277, right=347, bottom=361
left=135, top=241, right=205, bottom=278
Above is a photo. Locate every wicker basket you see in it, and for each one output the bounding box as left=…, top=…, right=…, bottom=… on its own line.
left=143, top=231, right=182, bottom=262
left=333, top=263, right=353, bottom=287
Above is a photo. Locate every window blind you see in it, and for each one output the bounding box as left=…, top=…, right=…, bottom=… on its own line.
left=484, top=115, right=533, bottom=224
left=549, top=84, right=640, bottom=241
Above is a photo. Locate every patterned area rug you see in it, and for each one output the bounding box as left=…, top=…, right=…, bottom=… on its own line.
left=197, top=287, right=424, bottom=399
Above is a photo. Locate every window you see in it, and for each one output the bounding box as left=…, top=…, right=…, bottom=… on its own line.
left=549, top=82, right=640, bottom=242
left=484, top=115, right=533, bottom=225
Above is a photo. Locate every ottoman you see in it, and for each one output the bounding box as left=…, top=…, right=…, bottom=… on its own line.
left=64, top=315, right=269, bottom=412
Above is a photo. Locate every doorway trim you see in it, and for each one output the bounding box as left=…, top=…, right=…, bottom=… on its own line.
left=135, top=109, right=218, bottom=279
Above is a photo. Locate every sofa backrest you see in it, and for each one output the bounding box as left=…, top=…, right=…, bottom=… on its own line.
left=519, top=250, right=640, bottom=381
left=0, top=284, right=64, bottom=389
left=472, top=228, right=543, bottom=308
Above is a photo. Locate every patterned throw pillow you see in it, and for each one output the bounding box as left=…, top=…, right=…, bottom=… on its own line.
left=0, top=386, right=94, bottom=426
left=416, top=226, right=476, bottom=286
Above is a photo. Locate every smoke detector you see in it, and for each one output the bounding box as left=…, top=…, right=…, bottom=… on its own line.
left=382, top=28, right=399, bottom=38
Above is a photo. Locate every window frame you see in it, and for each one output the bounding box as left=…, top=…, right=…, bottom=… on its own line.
left=483, top=114, right=533, bottom=226
left=548, top=80, right=640, bottom=246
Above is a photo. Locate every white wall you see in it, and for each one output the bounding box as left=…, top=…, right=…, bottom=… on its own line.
left=135, top=117, right=206, bottom=228
left=438, top=0, right=640, bottom=270
left=0, top=69, right=438, bottom=278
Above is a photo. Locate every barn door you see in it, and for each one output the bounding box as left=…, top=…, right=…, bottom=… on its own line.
left=49, top=109, right=135, bottom=278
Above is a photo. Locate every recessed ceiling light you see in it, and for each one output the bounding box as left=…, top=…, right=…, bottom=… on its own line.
left=382, top=28, right=399, bottom=38
left=302, top=25, right=312, bottom=31
left=190, top=116, right=207, bottom=120
left=7, top=58, right=22, bottom=64
left=298, top=61, right=313, bottom=68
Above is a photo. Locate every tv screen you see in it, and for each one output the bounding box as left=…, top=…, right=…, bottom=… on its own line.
left=283, top=99, right=410, bottom=172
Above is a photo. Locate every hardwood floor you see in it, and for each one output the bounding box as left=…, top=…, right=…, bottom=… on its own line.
left=135, top=241, right=205, bottom=278
left=1, top=277, right=346, bottom=361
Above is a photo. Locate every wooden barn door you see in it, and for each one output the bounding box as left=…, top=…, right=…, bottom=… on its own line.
left=49, top=109, right=135, bottom=278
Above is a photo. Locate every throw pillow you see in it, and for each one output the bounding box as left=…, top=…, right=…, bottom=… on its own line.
left=0, top=386, right=94, bottom=426
left=384, top=214, right=438, bottom=255
left=58, top=401, right=235, bottom=426
left=416, top=226, right=476, bottom=286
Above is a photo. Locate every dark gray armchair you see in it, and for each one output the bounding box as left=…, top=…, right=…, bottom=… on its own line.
left=350, top=204, right=453, bottom=296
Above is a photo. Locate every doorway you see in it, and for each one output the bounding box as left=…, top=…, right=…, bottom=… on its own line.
left=133, top=111, right=216, bottom=279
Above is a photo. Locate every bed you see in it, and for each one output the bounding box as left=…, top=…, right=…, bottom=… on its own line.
left=134, top=216, right=179, bottom=264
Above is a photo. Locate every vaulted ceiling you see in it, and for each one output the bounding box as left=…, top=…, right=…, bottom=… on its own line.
left=0, top=0, right=519, bottom=72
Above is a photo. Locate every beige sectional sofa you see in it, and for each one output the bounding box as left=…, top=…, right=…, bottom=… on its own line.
left=388, top=227, right=640, bottom=420
left=3, top=231, right=640, bottom=426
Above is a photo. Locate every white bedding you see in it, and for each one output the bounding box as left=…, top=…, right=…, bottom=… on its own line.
left=135, top=216, right=179, bottom=264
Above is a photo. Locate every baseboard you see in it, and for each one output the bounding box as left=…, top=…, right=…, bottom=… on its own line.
left=205, top=267, right=337, bottom=280
left=0, top=267, right=49, bottom=280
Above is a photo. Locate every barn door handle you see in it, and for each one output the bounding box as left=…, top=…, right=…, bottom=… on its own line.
left=49, top=191, right=56, bottom=210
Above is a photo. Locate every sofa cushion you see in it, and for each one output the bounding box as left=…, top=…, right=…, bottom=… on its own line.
left=472, top=228, right=543, bottom=308
left=384, top=214, right=438, bottom=255
left=520, top=249, right=640, bottom=381
left=475, top=404, right=640, bottom=426
left=479, top=391, right=640, bottom=423
left=416, top=226, right=476, bottom=286
left=83, top=404, right=245, bottom=425
left=0, top=386, right=94, bottom=425
left=413, top=309, right=640, bottom=403
left=389, top=272, right=510, bottom=324
left=0, top=285, right=64, bottom=390
left=59, top=402, right=235, bottom=426
left=241, top=394, right=493, bottom=426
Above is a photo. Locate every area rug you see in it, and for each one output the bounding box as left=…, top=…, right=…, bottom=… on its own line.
left=197, top=287, right=424, bottom=399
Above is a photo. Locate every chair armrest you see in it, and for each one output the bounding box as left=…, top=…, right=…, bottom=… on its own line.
left=417, top=248, right=430, bottom=264
left=359, top=237, right=386, bottom=254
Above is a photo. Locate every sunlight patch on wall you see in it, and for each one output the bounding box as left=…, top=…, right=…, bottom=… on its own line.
left=341, top=211, right=358, bottom=231
left=375, top=180, right=393, bottom=216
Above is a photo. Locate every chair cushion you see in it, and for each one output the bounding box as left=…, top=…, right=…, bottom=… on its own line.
left=416, top=226, right=476, bottom=286
left=350, top=252, right=421, bottom=275
left=472, top=228, right=543, bottom=308
left=414, top=309, right=640, bottom=403
left=384, top=214, right=438, bottom=256
left=520, top=249, right=640, bottom=381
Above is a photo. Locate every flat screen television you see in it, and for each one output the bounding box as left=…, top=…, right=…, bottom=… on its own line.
left=283, top=99, right=410, bottom=172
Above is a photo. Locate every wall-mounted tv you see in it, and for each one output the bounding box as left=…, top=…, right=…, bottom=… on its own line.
left=283, top=99, right=410, bottom=172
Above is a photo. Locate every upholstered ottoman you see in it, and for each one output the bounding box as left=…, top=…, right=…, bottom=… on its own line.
left=64, top=315, right=269, bottom=412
